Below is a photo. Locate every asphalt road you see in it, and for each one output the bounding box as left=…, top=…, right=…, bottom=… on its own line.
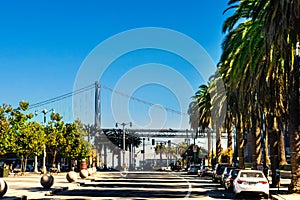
left=2, top=171, right=288, bottom=199
left=50, top=171, right=246, bottom=199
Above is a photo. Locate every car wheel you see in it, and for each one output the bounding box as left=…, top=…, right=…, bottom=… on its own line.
left=263, top=193, right=269, bottom=199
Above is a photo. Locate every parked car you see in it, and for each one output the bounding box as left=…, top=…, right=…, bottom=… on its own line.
left=187, top=164, right=201, bottom=175
left=224, top=169, right=241, bottom=191
left=198, top=165, right=213, bottom=177
left=233, top=170, right=269, bottom=199
left=212, top=163, right=231, bottom=183
left=220, top=166, right=237, bottom=186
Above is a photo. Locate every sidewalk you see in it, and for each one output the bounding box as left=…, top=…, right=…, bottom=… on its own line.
left=269, top=178, right=300, bottom=200
left=1, top=172, right=94, bottom=200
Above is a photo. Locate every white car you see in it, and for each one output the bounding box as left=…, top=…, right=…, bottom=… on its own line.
left=233, top=170, right=269, bottom=199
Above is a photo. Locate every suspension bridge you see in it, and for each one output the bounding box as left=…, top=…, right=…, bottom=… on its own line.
left=28, top=81, right=223, bottom=168
left=28, top=81, right=203, bottom=138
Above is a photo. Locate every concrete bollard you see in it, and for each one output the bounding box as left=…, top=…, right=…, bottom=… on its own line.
left=0, top=178, right=8, bottom=197
left=40, top=174, right=54, bottom=188
left=92, top=167, right=97, bottom=174
left=79, top=169, right=89, bottom=179
left=87, top=168, right=93, bottom=176
left=66, top=171, right=77, bottom=182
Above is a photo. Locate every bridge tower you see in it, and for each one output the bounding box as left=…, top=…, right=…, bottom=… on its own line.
left=94, top=81, right=101, bottom=128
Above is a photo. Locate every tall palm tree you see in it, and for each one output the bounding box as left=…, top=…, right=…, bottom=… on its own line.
left=250, top=0, right=299, bottom=191
left=188, top=84, right=213, bottom=164
left=221, top=1, right=289, bottom=181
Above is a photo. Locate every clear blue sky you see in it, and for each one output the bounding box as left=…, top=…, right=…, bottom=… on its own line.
left=0, top=0, right=231, bottom=128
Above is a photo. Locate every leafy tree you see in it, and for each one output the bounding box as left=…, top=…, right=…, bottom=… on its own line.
left=0, top=104, right=13, bottom=155
left=14, top=121, right=45, bottom=172
left=45, top=112, right=65, bottom=166
left=8, top=101, right=46, bottom=172
left=62, top=121, right=91, bottom=162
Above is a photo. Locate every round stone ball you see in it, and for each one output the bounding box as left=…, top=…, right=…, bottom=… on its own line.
left=66, top=171, right=77, bottom=182
left=40, top=174, right=54, bottom=188
left=79, top=169, right=89, bottom=179
left=0, top=178, right=8, bottom=197
left=87, top=168, right=93, bottom=176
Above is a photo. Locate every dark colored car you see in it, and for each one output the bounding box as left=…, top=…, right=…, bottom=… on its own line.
left=188, top=164, right=201, bottom=175
left=169, top=163, right=182, bottom=171
left=198, top=165, right=213, bottom=177
left=220, top=166, right=237, bottom=186
left=224, top=168, right=241, bottom=191
left=212, top=163, right=231, bottom=183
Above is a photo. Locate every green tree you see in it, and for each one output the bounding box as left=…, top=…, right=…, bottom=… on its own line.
left=250, top=0, right=300, bottom=192
left=8, top=101, right=46, bottom=172
left=0, top=103, right=13, bottom=155
left=188, top=84, right=213, bottom=164
left=45, top=112, right=65, bottom=166
left=220, top=0, right=294, bottom=187
left=14, top=121, right=45, bottom=172
left=61, top=121, right=91, bottom=165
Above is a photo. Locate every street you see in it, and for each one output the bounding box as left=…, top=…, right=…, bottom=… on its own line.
left=50, top=171, right=262, bottom=199
left=2, top=171, right=291, bottom=199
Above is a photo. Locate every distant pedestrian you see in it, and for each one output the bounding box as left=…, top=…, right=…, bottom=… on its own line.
left=57, top=163, right=61, bottom=173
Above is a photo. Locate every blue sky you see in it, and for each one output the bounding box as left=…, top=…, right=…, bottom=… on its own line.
left=0, top=0, right=231, bottom=128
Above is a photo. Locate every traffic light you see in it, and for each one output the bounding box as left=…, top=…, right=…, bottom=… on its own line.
left=152, top=139, right=155, bottom=145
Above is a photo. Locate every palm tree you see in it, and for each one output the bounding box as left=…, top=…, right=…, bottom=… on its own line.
left=220, top=0, right=299, bottom=188
left=251, top=1, right=300, bottom=192
left=188, top=84, right=213, bottom=164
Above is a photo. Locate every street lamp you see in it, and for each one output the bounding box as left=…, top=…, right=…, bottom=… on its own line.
left=41, top=108, right=55, bottom=174
left=116, top=122, right=132, bottom=170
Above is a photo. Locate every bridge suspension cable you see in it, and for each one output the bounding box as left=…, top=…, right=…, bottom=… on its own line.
left=28, top=84, right=95, bottom=110
left=29, top=83, right=187, bottom=117
left=101, top=84, right=187, bottom=116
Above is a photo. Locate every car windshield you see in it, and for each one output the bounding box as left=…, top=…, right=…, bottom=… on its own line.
left=240, top=172, right=264, bottom=178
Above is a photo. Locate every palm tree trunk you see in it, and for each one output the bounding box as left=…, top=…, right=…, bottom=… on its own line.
left=268, top=114, right=280, bottom=187
left=288, top=50, right=300, bottom=193
left=237, top=115, right=245, bottom=169
left=216, top=127, right=222, bottom=164
left=226, top=117, right=233, bottom=164
left=265, top=128, right=271, bottom=165
left=207, top=131, right=212, bottom=166
left=252, top=116, right=261, bottom=170
left=278, top=128, right=287, bottom=165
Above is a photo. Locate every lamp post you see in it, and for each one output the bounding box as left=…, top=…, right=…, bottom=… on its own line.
left=41, top=109, right=55, bottom=174
left=116, top=122, right=132, bottom=170
left=193, top=131, right=197, bottom=165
